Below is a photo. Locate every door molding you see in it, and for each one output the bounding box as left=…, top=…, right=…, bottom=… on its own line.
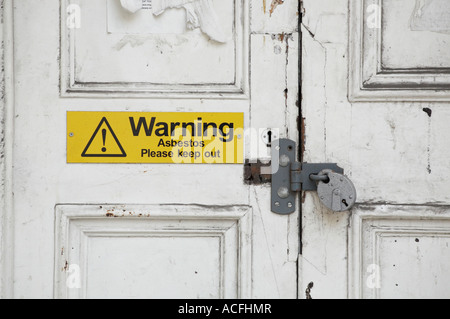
left=60, top=0, right=250, bottom=99
left=54, top=204, right=252, bottom=298
left=349, top=204, right=450, bottom=299
left=349, top=0, right=450, bottom=102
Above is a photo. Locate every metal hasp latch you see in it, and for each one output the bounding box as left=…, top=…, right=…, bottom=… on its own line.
left=271, top=138, right=355, bottom=215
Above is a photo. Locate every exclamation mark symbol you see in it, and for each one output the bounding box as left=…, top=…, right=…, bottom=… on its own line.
left=101, top=129, right=107, bottom=153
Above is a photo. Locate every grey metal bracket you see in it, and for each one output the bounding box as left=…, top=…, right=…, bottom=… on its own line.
left=271, top=139, right=344, bottom=215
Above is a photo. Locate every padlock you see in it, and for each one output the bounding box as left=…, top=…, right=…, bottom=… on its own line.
left=316, top=169, right=356, bottom=212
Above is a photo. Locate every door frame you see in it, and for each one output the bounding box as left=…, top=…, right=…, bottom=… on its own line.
left=1, top=0, right=16, bottom=299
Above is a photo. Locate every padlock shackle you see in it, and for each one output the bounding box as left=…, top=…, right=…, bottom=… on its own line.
left=309, top=173, right=330, bottom=183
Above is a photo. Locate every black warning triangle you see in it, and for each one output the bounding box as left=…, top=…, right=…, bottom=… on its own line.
left=81, top=117, right=127, bottom=158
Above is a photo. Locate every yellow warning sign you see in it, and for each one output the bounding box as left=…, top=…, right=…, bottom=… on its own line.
left=67, top=112, right=244, bottom=164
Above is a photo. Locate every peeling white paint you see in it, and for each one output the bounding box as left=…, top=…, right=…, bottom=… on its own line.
left=120, top=0, right=143, bottom=13
left=119, top=0, right=227, bottom=42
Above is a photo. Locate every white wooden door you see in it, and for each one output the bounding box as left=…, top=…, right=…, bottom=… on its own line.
left=0, top=0, right=300, bottom=298
left=301, top=0, right=450, bottom=299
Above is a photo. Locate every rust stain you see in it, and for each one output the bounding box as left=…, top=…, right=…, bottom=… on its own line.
left=63, top=261, right=69, bottom=272
left=300, top=117, right=306, bottom=158
left=300, top=117, right=306, bottom=205
left=244, top=160, right=272, bottom=185
left=301, top=191, right=306, bottom=204
left=269, top=0, right=284, bottom=16
left=263, top=0, right=266, bottom=14
left=106, top=212, right=114, bottom=217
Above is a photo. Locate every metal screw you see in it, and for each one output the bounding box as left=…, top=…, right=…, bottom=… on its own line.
left=275, top=202, right=280, bottom=207
left=277, top=187, right=290, bottom=199
left=279, top=154, right=290, bottom=167
left=69, top=132, right=74, bottom=137
left=287, top=202, right=293, bottom=208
